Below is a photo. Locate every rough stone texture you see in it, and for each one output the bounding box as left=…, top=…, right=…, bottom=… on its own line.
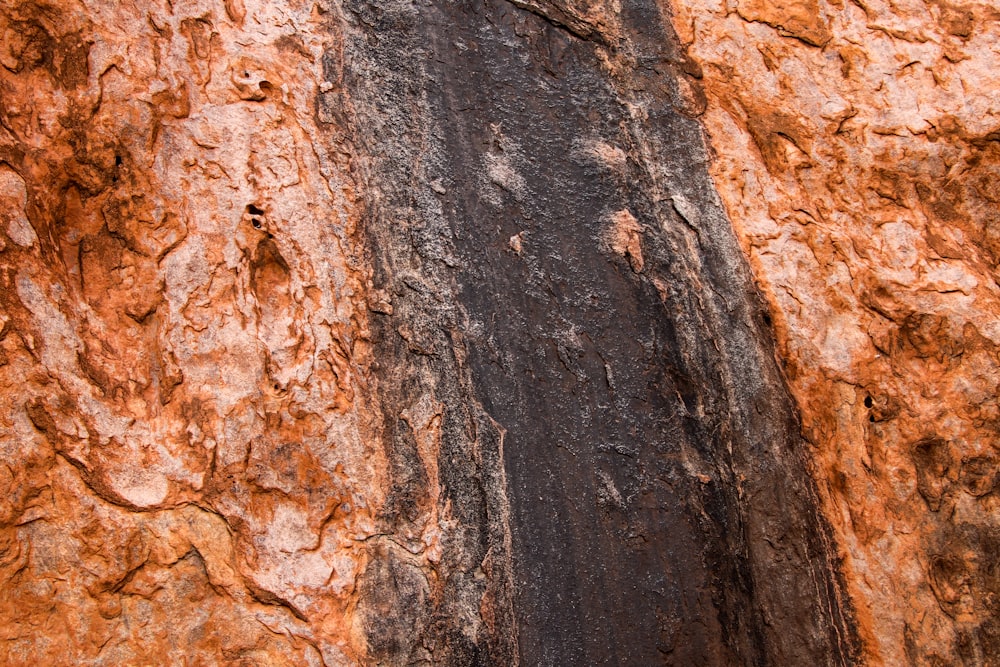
left=0, top=0, right=862, bottom=664
left=670, top=0, right=1000, bottom=664
left=0, top=1, right=391, bottom=663
left=340, top=0, right=856, bottom=663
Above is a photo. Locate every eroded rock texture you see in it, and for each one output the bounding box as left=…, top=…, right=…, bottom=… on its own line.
left=671, top=0, right=1000, bottom=664
left=0, top=0, right=903, bottom=664
left=342, top=0, right=862, bottom=663
left=0, top=0, right=424, bottom=662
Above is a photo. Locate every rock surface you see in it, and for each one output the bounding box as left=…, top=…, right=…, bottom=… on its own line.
left=671, top=0, right=1000, bottom=663
left=0, top=0, right=385, bottom=662
left=6, top=0, right=991, bottom=664
left=342, top=0, right=855, bottom=663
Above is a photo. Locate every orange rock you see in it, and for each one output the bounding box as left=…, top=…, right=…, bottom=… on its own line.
left=671, top=0, right=1000, bottom=662
left=0, top=0, right=388, bottom=661
left=7, top=0, right=995, bottom=661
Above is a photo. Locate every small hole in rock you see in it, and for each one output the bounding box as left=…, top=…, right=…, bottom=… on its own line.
left=247, top=204, right=265, bottom=216
left=762, top=312, right=772, bottom=326
left=259, top=81, right=274, bottom=92
left=114, top=155, right=123, bottom=167
left=273, top=383, right=280, bottom=390
left=251, top=218, right=262, bottom=229
left=869, top=415, right=876, bottom=423
left=864, top=396, right=873, bottom=408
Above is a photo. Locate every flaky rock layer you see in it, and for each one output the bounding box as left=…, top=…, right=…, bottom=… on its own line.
left=8, top=0, right=995, bottom=664
left=0, top=0, right=392, bottom=662
left=672, top=0, right=1000, bottom=663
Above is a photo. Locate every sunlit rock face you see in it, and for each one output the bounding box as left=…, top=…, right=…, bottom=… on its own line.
left=671, top=0, right=1000, bottom=663
left=0, top=1, right=391, bottom=662
left=21, top=0, right=1000, bottom=664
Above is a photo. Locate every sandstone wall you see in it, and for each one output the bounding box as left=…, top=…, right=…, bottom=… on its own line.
left=6, top=0, right=991, bottom=664
left=670, top=0, right=1000, bottom=663
left=0, top=0, right=396, bottom=662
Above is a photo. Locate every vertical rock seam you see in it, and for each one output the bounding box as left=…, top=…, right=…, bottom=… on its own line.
left=0, top=0, right=858, bottom=665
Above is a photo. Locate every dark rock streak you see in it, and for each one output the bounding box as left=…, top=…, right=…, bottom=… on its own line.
left=337, top=0, right=860, bottom=663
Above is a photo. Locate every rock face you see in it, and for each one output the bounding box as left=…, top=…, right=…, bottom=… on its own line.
left=670, top=0, right=1000, bottom=664
left=344, top=0, right=855, bottom=663
left=0, top=0, right=386, bottom=663
left=2, top=0, right=989, bottom=665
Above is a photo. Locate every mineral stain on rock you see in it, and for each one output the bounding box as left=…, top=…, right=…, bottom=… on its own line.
left=341, top=0, right=856, bottom=663
left=6, top=0, right=994, bottom=664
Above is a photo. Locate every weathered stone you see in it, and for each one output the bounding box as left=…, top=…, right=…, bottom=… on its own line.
left=672, top=0, right=1000, bottom=662
left=18, top=0, right=1000, bottom=662
left=0, top=0, right=383, bottom=662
